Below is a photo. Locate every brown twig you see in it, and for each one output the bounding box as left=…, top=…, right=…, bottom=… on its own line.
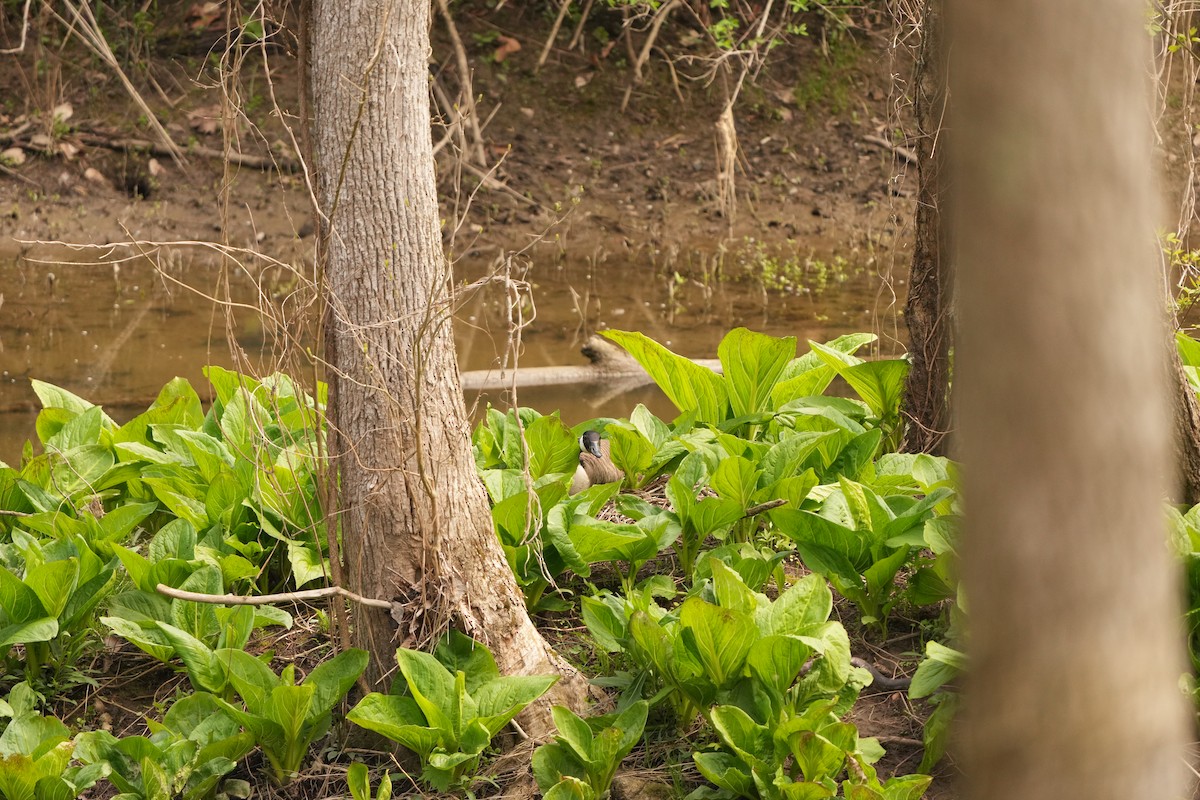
left=72, top=129, right=298, bottom=172
left=155, top=582, right=393, bottom=610
left=536, top=0, right=572, bottom=71
left=862, top=133, right=918, bottom=165
left=743, top=498, right=787, bottom=517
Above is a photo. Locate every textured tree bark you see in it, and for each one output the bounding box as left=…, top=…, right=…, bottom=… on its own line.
left=951, top=0, right=1190, bottom=798
left=307, top=0, right=586, bottom=730
left=1171, top=347, right=1200, bottom=503
left=900, top=0, right=953, bottom=455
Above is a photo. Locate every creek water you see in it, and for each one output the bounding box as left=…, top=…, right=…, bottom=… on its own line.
left=0, top=248, right=903, bottom=463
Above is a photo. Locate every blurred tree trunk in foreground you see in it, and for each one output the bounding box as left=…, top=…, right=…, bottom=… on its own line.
left=951, top=0, right=1190, bottom=797
left=307, top=0, right=586, bottom=729
left=900, top=0, right=953, bottom=456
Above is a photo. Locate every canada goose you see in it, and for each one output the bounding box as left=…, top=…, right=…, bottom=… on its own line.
left=570, top=430, right=624, bottom=494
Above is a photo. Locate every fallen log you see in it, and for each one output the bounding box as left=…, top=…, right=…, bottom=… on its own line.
left=0, top=336, right=716, bottom=415
left=459, top=334, right=721, bottom=391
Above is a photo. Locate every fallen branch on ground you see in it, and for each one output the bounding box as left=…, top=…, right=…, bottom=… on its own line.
left=156, top=582, right=393, bottom=610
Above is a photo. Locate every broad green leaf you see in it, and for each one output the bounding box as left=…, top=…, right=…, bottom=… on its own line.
left=678, top=598, right=756, bottom=687
left=719, top=328, right=796, bottom=417
left=789, top=727, right=849, bottom=783
left=711, top=456, right=760, bottom=510
left=101, top=615, right=174, bottom=662
left=568, top=520, right=648, bottom=565
left=31, top=380, right=104, bottom=418
left=158, top=623, right=226, bottom=694
left=396, top=649, right=458, bottom=737
left=580, top=595, right=628, bottom=653
left=25, top=559, right=79, bottom=620
left=46, top=406, right=103, bottom=451
left=267, top=684, right=314, bottom=745
left=347, top=694, right=441, bottom=756
left=286, top=540, right=327, bottom=588
left=473, top=675, right=559, bottom=734
left=0, top=618, right=58, bottom=651
left=542, top=776, right=596, bottom=800
left=761, top=573, right=832, bottom=635
left=218, top=648, right=278, bottom=708
left=348, top=762, right=370, bottom=800
left=435, top=631, right=499, bottom=693
left=304, top=647, right=368, bottom=717
left=94, top=502, right=157, bottom=544
left=606, top=426, right=655, bottom=480
left=709, top=705, right=770, bottom=767
left=746, top=635, right=812, bottom=698
left=533, top=744, right=587, bottom=793
left=601, top=331, right=728, bottom=423
left=917, top=693, right=958, bottom=773
left=693, top=750, right=755, bottom=796
left=810, top=343, right=907, bottom=423
left=909, top=642, right=966, bottom=699
left=526, top=415, right=580, bottom=479
left=709, top=560, right=758, bottom=617
left=0, top=570, right=47, bottom=623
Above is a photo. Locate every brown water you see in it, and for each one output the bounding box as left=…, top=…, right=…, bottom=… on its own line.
left=0, top=248, right=902, bottom=463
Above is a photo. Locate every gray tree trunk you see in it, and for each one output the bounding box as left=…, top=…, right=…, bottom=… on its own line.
left=900, top=0, right=953, bottom=455
left=307, top=0, right=586, bottom=728
left=951, top=1, right=1190, bottom=798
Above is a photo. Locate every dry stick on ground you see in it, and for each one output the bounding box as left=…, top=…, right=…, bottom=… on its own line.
left=434, top=0, right=488, bottom=167
left=862, top=133, right=918, bottom=165
left=70, top=129, right=297, bottom=171
left=0, top=0, right=32, bottom=54
left=156, top=582, right=393, bottom=610
left=568, top=0, right=595, bottom=50
left=620, top=0, right=681, bottom=112
left=51, top=0, right=184, bottom=165
left=536, top=0, right=572, bottom=71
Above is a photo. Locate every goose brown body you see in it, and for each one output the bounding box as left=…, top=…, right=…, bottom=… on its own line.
left=570, top=431, right=624, bottom=494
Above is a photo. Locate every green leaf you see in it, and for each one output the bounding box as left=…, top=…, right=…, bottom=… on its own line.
left=158, top=623, right=226, bottom=694
left=0, top=570, right=48, bottom=623
left=719, top=328, right=797, bottom=417
left=473, top=675, right=558, bottom=735
left=602, top=331, right=728, bottom=423
left=396, top=649, right=458, bottom=738
left=606, top=426, right=656, bottom=481
left=304, top=647, right=368, bottom=717
left=31, top=380, right=104, bottom=418
left=526, top=416, right=580, bottom=479
left=709, top=560, right=758, bottom=617
left=709, top=705, right=770, bottom=768
left=580, top=595, right=629, bottom=653
left=25, top=559, right=79, bottom=620
left=0, top=618, right=58, bottom=651
left=347, top=762, right=371, bottom=800
left=434, top=631, right=499, bottom=693
left=347, top=694, right=441, bottom=757
left=711, top=456, right=760, bottom=510
left=746, top=634, right=812, bottom=698
left=678, top=598, right=756, bottom=687
left=909, top=641, right=966, bottom=699
left=542, top=776, right=596, bottom=800
left=46, top=406, right=104, bottom=451
left=693, top=750, right=755, bottom=797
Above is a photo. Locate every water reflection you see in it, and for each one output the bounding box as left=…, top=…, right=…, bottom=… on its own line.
left=0, top=249, right=899, bottom=462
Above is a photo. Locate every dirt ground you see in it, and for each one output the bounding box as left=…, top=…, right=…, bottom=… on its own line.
left=0, top=2, right=916, bottom=275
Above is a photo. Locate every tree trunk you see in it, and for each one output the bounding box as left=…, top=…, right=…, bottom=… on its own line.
left=951, top=0, right=1190, bottom=797
left=307, top=0, right=586, bottom=729
left=900, top=0, right=953, bottom=455
left=1171, top=344, right=1200, bottom=503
